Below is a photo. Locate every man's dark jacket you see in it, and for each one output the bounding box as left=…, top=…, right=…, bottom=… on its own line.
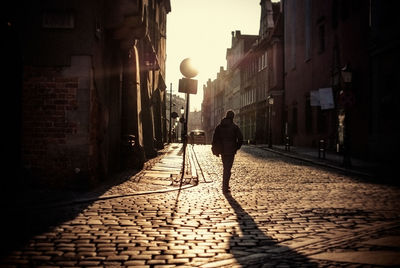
left=212, top=118, right=243, bottom=155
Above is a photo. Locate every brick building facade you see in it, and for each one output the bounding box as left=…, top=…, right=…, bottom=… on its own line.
left=7, top=0, right=170, bottom=188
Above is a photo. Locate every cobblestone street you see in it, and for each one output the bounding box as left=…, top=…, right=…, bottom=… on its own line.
left=1, top=144, right=400, bottom=267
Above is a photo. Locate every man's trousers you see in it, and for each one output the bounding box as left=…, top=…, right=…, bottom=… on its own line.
left=221, top=154, right=235, bottom=191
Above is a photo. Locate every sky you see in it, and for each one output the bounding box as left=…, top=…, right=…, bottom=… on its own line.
left=165, top=0, right=261, bottom=111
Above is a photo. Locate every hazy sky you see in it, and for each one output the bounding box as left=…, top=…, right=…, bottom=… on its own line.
left=166, top=0, right=261, bottom=111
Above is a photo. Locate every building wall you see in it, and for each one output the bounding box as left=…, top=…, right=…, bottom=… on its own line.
left=22, top=66, right=85, bottom=185
left=143, top=0, right=170, bottom=152
left=20, top=1, right=104, bottom=186
left=284, top=0, right=317, bottom=147
left=18, top=0, right=170, bottom=188
left=368, top=0, right=400, bottom=163
left=166, top=94, right=185, bottom=142
left=236, top=1, right=283, bottom=145
left=3, top=7, right=23, bottom=190
left=227, top=31, right=258, bottom=142
left=202, top=80, right=214, bottom=144
left=284, top=0, right=371, bottom=157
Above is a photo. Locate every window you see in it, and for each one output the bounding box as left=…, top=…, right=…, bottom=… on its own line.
left=259, top=51, right=267, bottom=71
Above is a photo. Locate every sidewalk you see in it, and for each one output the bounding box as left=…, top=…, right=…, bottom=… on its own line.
left=1, top=143, right=199, bottom=256
left=56, top=143, right=199, bottom=208
left=4, top=143, right=197, bottom=209
left=253, top=144, right=380, bottom=179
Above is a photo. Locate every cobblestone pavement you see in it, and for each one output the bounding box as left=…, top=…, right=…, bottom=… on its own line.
left=1, top=145, right=400, bottom=267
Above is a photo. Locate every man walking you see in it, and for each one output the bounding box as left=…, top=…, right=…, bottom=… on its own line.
left=212, top=110, right=243, bottom=192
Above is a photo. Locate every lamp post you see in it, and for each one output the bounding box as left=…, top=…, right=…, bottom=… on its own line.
left=340, top=65, right=353, bottom=167
left=267, top=95, right=274, bottom=148
left=179, top=106, right=185, bottom=143
left=170, top=108, right=178, bottom=143
left=174, top=121, right=178, bottom=142
left=178, top=58, right=198, bottom=185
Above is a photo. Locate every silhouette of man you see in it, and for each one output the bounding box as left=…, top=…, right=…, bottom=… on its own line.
left=212, top=110, right=243, bottom=192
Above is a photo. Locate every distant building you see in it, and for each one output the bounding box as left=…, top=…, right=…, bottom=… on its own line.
left=202, top=1, right=280, bottom=145
left=202, top=66, right=230, bottom=144
left=227, top=31, right=258, bottom=142
left=166, top=93, right=185, bottom=142
left=202, top=79, right=215, bottom=144
left=188, top=110, right=202, bottom=133
left=237, top=0, right=283, bottom=144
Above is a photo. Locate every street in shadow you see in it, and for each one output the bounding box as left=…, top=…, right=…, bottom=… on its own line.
left=0, top=148, right=166, bottom=256
left=240, top=146, right=400, bottom=188
left=224, top=191, right=317, bottom=267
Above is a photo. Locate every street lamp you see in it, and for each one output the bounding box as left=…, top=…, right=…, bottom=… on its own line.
left=180, top=58, right=199, bottom=79
left=267, top=95, right=274, bottom=148
left=170, top=107, right=178, bottom=143
left=268, top=95, right=274, bottom=105
left=175, top=117, right=180, bottom=142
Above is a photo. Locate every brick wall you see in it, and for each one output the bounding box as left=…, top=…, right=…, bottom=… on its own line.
left=22, top=66, right=84, bottom=187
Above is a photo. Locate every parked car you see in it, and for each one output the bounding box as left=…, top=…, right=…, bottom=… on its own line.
left=189, top=129, right=206, bottom=145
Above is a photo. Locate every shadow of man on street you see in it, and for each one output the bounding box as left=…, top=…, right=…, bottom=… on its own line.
left=224, top=191, right=317, bottom=267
